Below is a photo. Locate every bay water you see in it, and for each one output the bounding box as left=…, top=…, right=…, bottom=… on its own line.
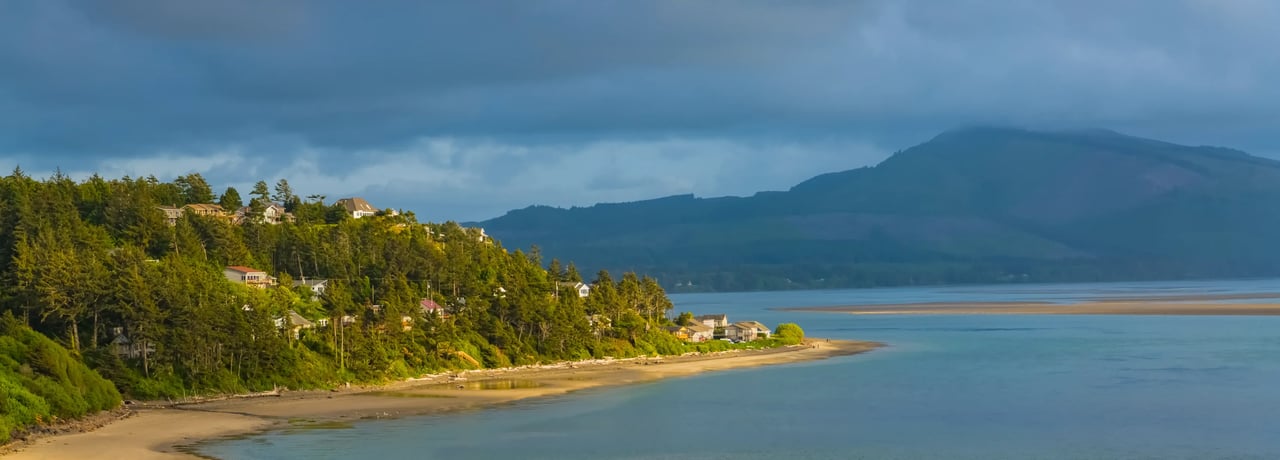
left=200, top=280, right=1280, bottom=459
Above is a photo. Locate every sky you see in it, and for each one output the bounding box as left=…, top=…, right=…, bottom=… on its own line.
left=3, top=0, right=1279, bottom=222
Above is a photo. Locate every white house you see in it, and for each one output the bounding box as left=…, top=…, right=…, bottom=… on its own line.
left=224, top=266, right=276, bottom=288
left=235, top=202, right=294, bottom=225
left=294, top=278, right=328, bottom=300
left=725, top=321, right=772, bottom=342
left=335, top=197, right=378, bottom=218
left=558, top=281, right=591, bottom=298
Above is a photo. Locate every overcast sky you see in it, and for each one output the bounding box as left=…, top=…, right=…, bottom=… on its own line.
left=3, top=1, right=1279, bottom=221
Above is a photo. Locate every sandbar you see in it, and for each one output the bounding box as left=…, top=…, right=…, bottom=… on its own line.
left=3, top=339, right=879, bottom=460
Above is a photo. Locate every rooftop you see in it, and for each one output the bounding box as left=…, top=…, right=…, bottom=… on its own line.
left=225, top=265, right=266, bottom=274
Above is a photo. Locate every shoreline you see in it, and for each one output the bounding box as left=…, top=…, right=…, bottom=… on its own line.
left=3, top=338, right=880, bottom=460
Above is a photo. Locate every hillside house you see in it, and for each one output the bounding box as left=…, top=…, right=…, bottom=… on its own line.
left=274, top=311, right=314, bottom=339
left=109, top=327, right=154, bottom=359
left=420, top=298, right=448, bottom=318
left=182, top=203, right=226, bottom=218
left=558, top=281, right=591, bottom=298
left=335, top=197, right=378, bottom=218
left=294, top=279, right=328, bottom=300
left=156, top=205, right=183, bottom=226
left=235, top=202, right=294, bottom=225
left=666, top=323, right=714, bottom=342
left=224, top=266, right=276, bottom=288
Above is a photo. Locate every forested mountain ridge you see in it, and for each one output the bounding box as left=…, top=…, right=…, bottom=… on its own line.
left=479, top=127, right=1280, bottom=291
left=0, top=169, right=695, bottom=436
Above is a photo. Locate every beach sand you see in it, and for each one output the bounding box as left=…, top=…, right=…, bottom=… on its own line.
left=4, top=339, right=879, bottom=460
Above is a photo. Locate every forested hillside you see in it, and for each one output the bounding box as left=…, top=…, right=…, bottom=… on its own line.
left=0, top=169, right=683, bottom=410
left=481, top=127, right=1280, bottom=291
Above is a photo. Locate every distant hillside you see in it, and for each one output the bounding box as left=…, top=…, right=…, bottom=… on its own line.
left=479, top=127, right=1280, bottom=291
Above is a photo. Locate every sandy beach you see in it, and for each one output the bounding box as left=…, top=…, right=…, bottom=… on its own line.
left=3, top=339, right=879, bottom=460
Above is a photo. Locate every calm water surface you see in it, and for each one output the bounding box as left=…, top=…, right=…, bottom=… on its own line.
left=201, top=280, right=1280, bottom=459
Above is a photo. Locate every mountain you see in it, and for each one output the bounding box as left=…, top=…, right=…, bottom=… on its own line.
left=478, top=127, right=1280, bottom=291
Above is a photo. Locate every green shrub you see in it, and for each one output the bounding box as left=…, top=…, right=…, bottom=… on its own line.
left=774, top=323, right=805, bottom=345
left=0, top=316, right=121, bottom=444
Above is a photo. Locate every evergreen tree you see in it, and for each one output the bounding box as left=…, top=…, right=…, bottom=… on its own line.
left=219, top=186, right=244, bottom=210
left=272, top=179, right=300, bottom=211
left=250, top=181, right=271, bottom=205
left=174, top=173, right=215, bottom=204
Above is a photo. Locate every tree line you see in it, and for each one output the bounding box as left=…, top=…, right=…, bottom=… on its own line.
left=0, top=169, right=680, bottom=400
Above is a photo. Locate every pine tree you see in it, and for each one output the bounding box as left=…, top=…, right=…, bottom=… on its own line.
left=250, top=181, right=270, bottom=206
left=219, top=187, right=244, bottom=210
left=272, top=179, right=300, bottom=211
left=174, top=173, right=215, bottom=204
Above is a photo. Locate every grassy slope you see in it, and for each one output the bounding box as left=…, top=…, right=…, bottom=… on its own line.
left=0, top=316, right=121, bottom=444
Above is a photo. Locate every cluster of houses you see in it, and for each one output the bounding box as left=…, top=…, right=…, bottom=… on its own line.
left=666, top=314, right=773, bottom=343
left=155, top=196, right=385, bottom=226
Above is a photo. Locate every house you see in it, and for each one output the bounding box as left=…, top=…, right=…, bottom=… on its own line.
left=723, top=323, right=754, bottom=342
left=725, top=321, right=772, bottom=342
left=694, top=314, right=728, bottom=329
left=274, top=311, right=314, bottom=339
left=156, top=206, right=183, bottom=226
left=558, top=281, right=591, bottom=298
left=109, top=327, right=154, bottom=359
left=335, top=197, right=378, bottom=218
left=739, top=321, right=772, bottom=339
left=420, top=298, right=448, bottom=318
left=234, top=202, right=295, bottom=225
left=666, top=323, right=714, bottom=342
left=224, top=266, right=276, bottom=288
left=182, top=203, right=226, bottom=218
left=294, top=278, right=328, bottom=300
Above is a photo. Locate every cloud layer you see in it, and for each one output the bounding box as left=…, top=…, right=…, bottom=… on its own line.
left=2, top=1, right=1278, bottom=220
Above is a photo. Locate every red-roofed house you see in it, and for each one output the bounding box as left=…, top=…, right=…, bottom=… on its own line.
left=420, top=298, right=448, bottom=318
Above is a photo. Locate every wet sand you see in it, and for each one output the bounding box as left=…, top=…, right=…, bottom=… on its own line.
left=4, top=339, right=879, bottom=460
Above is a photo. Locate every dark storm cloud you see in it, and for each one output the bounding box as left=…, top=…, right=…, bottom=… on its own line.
left=2, top=0, right=1278, bottom=220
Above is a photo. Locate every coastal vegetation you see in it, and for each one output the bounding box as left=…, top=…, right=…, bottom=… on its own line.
left=0, top=316, right=120, bottom=443
left=0, top=170, right=795, bottom=441
left=774, top=323, right=804, bottom=345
